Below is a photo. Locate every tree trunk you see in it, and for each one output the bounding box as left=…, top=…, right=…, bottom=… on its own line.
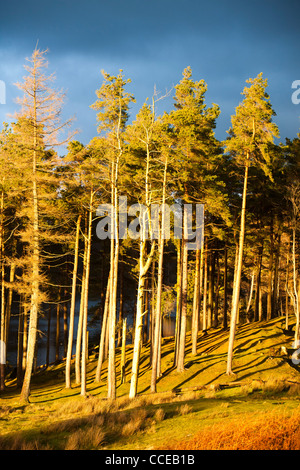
left=207, top=249, right=214, bottom=329
left=254, top=242, right=263, bottom=322
left=226, top=155, right=249, bottom=375
left=107, top=157, right=119, bottom=400
left=65, top=214, right=81, bottom=389
left=202, top=242, right=208, bottom=331
left=213, top=250, right=220, bottom=328
left=46, top=304, right=51, bottom=368
left=267, top=219, right=274, bottom=320
left=151, top=156, right=167, bottom=392
left=17, top=301, right=24, bottom=388
left=292, top=226, right=300, bottom=348
left=75, top=232, right=87, bottom=385
left=95, top=271, right=111, bottom=382
left=192, top=246, right=202, bottom=355
left=120, top=317, right=127, bottom=384
left=246, top=270, right=255, bottom=321
left=174, top=238, right=183, bottom=366
left=177, top=215, right=188, bottom=373
left=272, top=230, right=281, bottom=317
left=55, top=289, right=60, bottom=363
left=81, top=193, right=93, bottom=397
left=20, top=90, right=40, bottom=401
left=129, top=239, right=155, bottom=398
left=223, top=244, right=228, bottom=329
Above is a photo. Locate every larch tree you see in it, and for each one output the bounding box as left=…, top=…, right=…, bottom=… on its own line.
left=225, top=73, right=279, bottom=376
left=15, top=47, right=74, bottom=402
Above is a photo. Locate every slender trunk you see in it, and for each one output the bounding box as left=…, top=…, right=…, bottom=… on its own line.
left=207, top=249, right=214, bottom=329
left=177, top=215, right=188, bottom=373
left=149, top=260, right=155, bottom=364
left=254, top=242, right=263, bottom=321
left=5, top=261, right=15, bottom=347
left=267, top=219, right=274, bottom=320
left=55, top=289, right=60, bottom=363
left=17, top=301, right=24, bottom=388
left=75, top=232, right=87, bottom=385
left=285, top=243, right=290, bottom=330
left=192, top=246, right=202, bottom=355
left=213, top=251, right=220, bottom=328
left=223, top=244, right=228, bottom=329
left=151, top=156, right=167, bottom=392
left=129, top=240, right=155, bottom=398
left=95, top=271, right=111, bottom=382
left=226, top=155, right=249, bottom=375
left=202, top=243, right=208, bottom=331
left=63, top=295, right=68, bottom=357
left=174, top=239, right=183, bottom=365
left=20, top=78, right=40, bottom=402
left=117, top=262, right=124, bottom=347
left=272, top=231, right=281, bottom=317
left=65, top=214, right=81, bottom=389
left=246, top=270, right=255, bottom=321
left=22, top=303, right=28, bottom=372
left=81, top=193, right=93, bottom=397
left=292, top=226, right=300, bottom=348
left=120, top=317, right=127, bottom=384
left=46, top=304, right=51, bottom=367
left=0, top=190, right=5, bottom=391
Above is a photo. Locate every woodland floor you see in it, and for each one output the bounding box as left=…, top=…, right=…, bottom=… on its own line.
left=0, top=315, right=300, bottom=451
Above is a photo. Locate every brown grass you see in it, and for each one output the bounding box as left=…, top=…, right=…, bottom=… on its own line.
left=161, top=408, right=300, bottom=450
left=65, top=426, right=106, bottom=450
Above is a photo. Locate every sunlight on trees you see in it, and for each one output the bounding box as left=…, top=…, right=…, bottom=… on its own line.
left=0, top=49, right=300, bottom=403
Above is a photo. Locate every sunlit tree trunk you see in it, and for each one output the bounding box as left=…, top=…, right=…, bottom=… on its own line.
left=151, top=156, right=168, bottom=392
left=65, top=214, right=81, bottom=389
left=20, top=71, right=40, bottom=401
left=81, top=191, right=93, bottom=397
left=226, top=156, right=249, bottom=375
left=177, top=213, right=188, bottom=373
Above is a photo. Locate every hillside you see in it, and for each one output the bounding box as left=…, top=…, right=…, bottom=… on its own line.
left=0, top=315, right=300, bottom=450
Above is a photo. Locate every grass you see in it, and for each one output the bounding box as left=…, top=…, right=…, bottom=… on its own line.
left=0, top=315, right=300, bottom=450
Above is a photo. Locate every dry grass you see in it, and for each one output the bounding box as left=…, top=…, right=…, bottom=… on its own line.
left=176, top=403, right=192, bottom=415
left=162, top=408, right=300, bottom=450
left=65, top=426, right=106, bottom=450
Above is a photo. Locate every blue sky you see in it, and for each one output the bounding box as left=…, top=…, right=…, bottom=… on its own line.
left=1, top=0, right=299, bottom=152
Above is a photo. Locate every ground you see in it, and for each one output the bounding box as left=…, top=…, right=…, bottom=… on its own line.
left=0, top=315, right=299, bottom=450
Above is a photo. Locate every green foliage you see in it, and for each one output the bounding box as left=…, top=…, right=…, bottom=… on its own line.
left=225, top=73, right=279, bottom=177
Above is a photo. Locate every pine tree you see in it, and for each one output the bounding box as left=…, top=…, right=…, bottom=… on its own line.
left=91, top=69, right=134, bottom=399
left=167, top=67, right=223, bottom=371
left=225, top=73, right=279, bottom=375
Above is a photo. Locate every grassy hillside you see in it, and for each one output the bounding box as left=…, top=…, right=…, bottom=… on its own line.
left=0, top=315, right=300, bottom=450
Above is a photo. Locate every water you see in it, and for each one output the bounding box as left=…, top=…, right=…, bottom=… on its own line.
left=6, top=303, right=191, bottom=368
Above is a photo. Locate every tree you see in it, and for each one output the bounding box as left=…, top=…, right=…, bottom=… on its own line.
left=15, top=47, right=74, bottom=402
left=91, top=69, right=134, bottom=399
left=167, top=67, right=222, bottom=371
left=225, top=73, right=279, bottom=375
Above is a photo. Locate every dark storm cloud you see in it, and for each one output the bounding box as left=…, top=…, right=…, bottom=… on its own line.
left=1, top=0, right=300, bottom=149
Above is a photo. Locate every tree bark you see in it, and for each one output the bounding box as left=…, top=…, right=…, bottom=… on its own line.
left=95, top=271, right=111, bottom=382
left=177, top=215, right=188, bottom=373
left=226, top=155, right=249, bottom=375
left=223, top=244, right=228, bottom=329
left=192, top=246, right=202, bottom=355
left=20, top=77, right=40, bottom=402
left=65, top=214, right=81, bottom=388
left=81, top=192, right=93, bottom=397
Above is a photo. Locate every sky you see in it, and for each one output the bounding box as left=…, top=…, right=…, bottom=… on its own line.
left=0, top=0, right=300, bottom=153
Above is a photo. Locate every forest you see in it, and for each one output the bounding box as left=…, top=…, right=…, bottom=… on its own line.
left=0, top=47, right=300, bottom=405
